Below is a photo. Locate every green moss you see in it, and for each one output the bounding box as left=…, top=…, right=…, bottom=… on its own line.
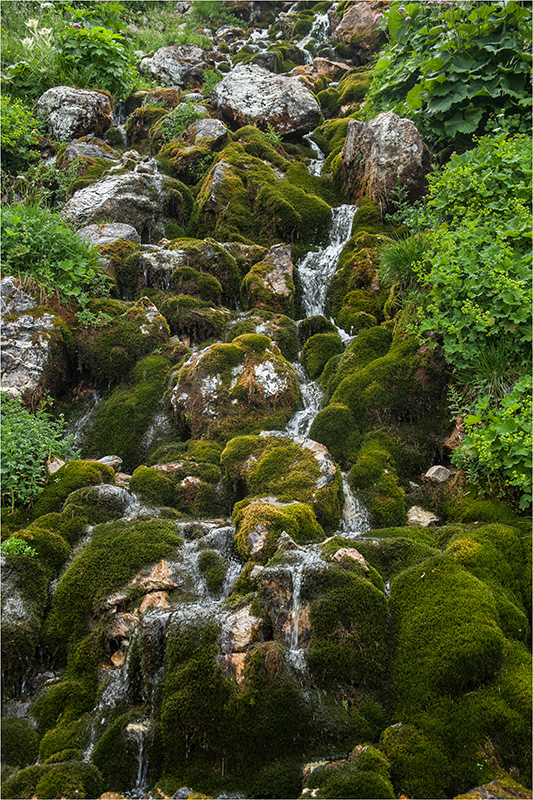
left=240, top=252, right=295, bottom=317
left=170, top=265, right=222, bottom=304
left=39, top=717, right=89, bottom=762
left=390, top=555, right=506, bottom=708
left=33, top=761, right=102, bottom=799
left=380, top=723, right=450, bottom=799
left=98, top=240, right=140, bottom=300
left=160, top=294, right=229, bottom=344
left=232, top=125, right=289, bottom=171
left=227, top=310, right=299, bottom=361
left=125, top=104, right=168, bottom=146
left=78, top=297, right=170, bottom=386
left=30, top=461, right=114, bottom=519
left=325, top=325, right=393, bottom=397
left=42, top=519, right=182, bottom=663
left=1, top=718, right=39, bottom=768
left=198, top=549, right=228, bottom=593
left=301, top=332, right=344, bottom=379
left=222, top=433, right=342, bottom=532
left=298, top=315, right=337, bottom=345
left=31, top=682, right=92, bottom=736
left=308, top=403, right=361, bottom=464
left=302, top=565, right=387, bottom=691
left=354, top=536, right=440, bottom=582
left=130, top=460, right=225, bottom=517
left=81, top=355, right=173, bottom=473
left=91, top=712, right=151, bottom=793
left=337, top=68, right=372, bottom=107
left=167, top=237, right=241, bottom=306
left=66, top=157, right=114, bottom=197
left=233, top=498, right=323, bottom=561
left=11, top=526, right=69, bottom=576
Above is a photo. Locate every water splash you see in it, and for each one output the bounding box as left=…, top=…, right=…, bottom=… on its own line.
left=337, top=473, right=371, bottom=538
left=285, top=362, right=324, bottom=437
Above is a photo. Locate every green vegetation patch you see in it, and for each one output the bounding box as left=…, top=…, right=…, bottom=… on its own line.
left=301, top=332, right=344, bottom=380
left=233, top=497, right=323, bottom=561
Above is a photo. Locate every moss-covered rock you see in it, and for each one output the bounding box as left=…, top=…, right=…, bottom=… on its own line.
left=298, top=315, right=337, bottom=345
left=240, top=244, right=295, bottom=316
left=126, top=104, right=169, bottom=147
left=301, top=332, right=344, bottom=379
left=304, top=744, right=395, bottom=799
left=159, top=294, right=230, bottom=345
left=349, top=436, right=407, bottom=528
left=1, top=760, right=102, bottom=800
left=130, top=458, right=227, bottom=517
left=164, top=236, right=241, bottom=307
left=1, top=718, right=40, bottom=768
left=81, top=355, right=175, bottom=473
left=42, top=519, right=182, bottom=662
left=198, top=549, right=228, bottom=593
left=234, top=497, right=323, bottom=560
left=226, top=310, right=299, bottom=362
left=31, top=460, right=115, bottom=519
left=308, top=402, right=361, bottom=464
left=77, top=297, right=170, bottom=386
left=324, top=324, right=392, bottom=397
left=221, top=431, right=342, bottom=532
left=166, top=334, right=300, bottom=442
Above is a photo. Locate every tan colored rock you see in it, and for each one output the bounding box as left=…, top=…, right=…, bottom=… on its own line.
left=47, top=456, right=65, bottom=475
left=221, top=605, right=265, bottom=653
left=131, top=559, right=178, bottom=592
left=333, top=1, right=390, bottom=61
left=331, top=547, right=369, bottom=571
left=341, top=112, right=434, bottom=212
left=109, top=613, right=138, bottom=639
left=139, top=591, right=171, bottom=614
left=424, top=465, right=451, bottom=484
left=312, top=57, right=351, bottom=79
left=110, top=651, right=126, bottom=668
left=114, top=472, right=131, bottom=489
left=445, top=416, right=465, bottom=451
left=100, top=793, right=126, bottom=799
left=407, top=506, right=439, bottom=527
left=247, top=521, right=269, bottom=558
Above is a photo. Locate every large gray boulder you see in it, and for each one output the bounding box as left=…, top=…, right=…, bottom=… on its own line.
left=210, top=64, right=322, bottom=135
left=0, top=277, right=72, bottom=401
left=138, top=45, right=206, bottom=88
left=341, top=111, right=434, bottom=211
left=36, top=86, right=113, bottom=141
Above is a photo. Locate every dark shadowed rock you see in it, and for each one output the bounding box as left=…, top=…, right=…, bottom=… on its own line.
left=36, top=86, right=113, bottom=141
left=341, top=111, right=434, bottom=211
left=210, top=64, right=322, bottom=135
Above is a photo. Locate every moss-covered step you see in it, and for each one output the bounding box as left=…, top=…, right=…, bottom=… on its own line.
left=226, top=309, right=299, bottom=362
left=221, top=430, right=342, bottom=533
left=301, top=745, right=395, bottom=799
left=166, top=334, right=300, bottom=441
left=233, top=497, right=323, bottom=560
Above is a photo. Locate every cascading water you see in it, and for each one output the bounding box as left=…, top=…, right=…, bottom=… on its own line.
left=298, top=204, right=358, bottom=318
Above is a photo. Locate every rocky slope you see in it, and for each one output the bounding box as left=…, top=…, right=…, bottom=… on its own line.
left=1, top=3, right=531, bottom=800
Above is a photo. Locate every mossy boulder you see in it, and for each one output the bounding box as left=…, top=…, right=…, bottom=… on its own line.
left=303, top=745, right=395, bottom=799
left=221, top=431, right=342, bottom=532
left=1, top=717, right=40, bottom=768
left=81, top=355, right=175, bottom=473
left=190, top=143, right=331, bottom=246
left=31, top=460, right=115, bottom=518
left=77, top=296, right=170, bottom=386
left=126, top=104, right=168, bottom=146
left=226, top=310, right=299, bottom=362
left=298, top=315, right=337, bottom=345
left=1, top=760, right=102, bottom=800
left=308, top=402, right=361, bottom=465
left=130, top=458, right=227, bottom=517
left=241, top=243, right=295, bottom=316
left=380, top=722, right=450, bottom=800
left=324, top=325, right=392, bottom=397
left=233, top=497, right=323, bottom=560
left=164, top=237, right=241, bottom=306
left=166, top=334, right=300, bottom=442
left=159, top=294, right=230, bottom=346
left=349, top=436, right=407, bottom=528
left=301, top=332, right=344, bottom=379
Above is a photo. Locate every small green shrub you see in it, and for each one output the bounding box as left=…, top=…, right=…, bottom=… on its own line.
left=0, top=95, right=42, bottom=173
left=1, top=537, right=37, bottom=558
left=1, top=395, right=77, bottom=513
left=156, top=102, right=205, bottom=146
left=1, top=203, right=109, bottom=304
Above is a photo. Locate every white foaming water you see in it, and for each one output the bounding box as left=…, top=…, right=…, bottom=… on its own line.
left=296, top=12, right=332, bottom=63
left=304, top=133, right=326, bottom=177
left=298, top=204, right=358, bottom=318
left=285, top=546, right=324, bottom=671
left=337, top=473, right=371, bottom=538
left=286, top=362, right=324, bottom=437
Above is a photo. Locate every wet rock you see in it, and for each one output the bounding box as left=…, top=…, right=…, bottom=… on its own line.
left=63, top=171, right=170, bottom=243
left=36, top=86, right=113, bottom=141
left=131, top=560, right=179, bottom=593
left=407, top=506, right=440, bottom=527
left=167, top=334, right=300, bottom=440
left=331, top=547, right=369, bottom=571
left=341, top=111, right=434, bottom=211
left=138, top=45, right=206, bottom=88
left=215, top=25, right=246, bottom=41
left=210, top=64, right=322, bottom=135
left=258, top=431, right=338, bottom=490
left=78, top=223, right=141, bottom=248
left=332, top=1, right=390, bottom=62
left=63, top=484, right=131, bottom=523
left=241, top=243, right=295, bottom=316
left=220, top=605, right=264, bottom=653
left=139, top=591, right=171, bottom=613
left=0, top=277, right=72, bottom=401
left=95, top=456, right=124, bottom=472
left=454, top=779, right=533, bottom=799
left=312, top=57, right=351, bottom=80
left=424, top=465, right=451, bottom=484
left=109, top=613, right=138, bottom=640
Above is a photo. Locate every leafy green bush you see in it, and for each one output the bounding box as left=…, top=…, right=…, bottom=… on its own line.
left=189, top=0, right=241, bottom=28
left=1, top=537, right=37, bottom=558
left=55, top=23, right=136, bottom=98
left=1, top=202, right=110, bottom=304
left=0, top=95, right=42, bottom=173
left=1, top=395, right=76, bottom=513
left=368, top=1, right=532, bottom=151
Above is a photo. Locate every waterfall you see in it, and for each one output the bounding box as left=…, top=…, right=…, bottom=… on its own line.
left=298, top=204, right=358, bottom=318
left=337, top=473, right=371, bottom=537
left=285, top=362, right=324, bottom=438
left=304, top=133, right=326, bottom=177
left=126, top=721, right=150, bottom=796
